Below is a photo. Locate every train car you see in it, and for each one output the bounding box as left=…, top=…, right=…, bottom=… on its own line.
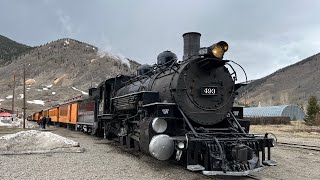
left=48, top=107, right=59, bottom=124
left=43, top=109, right=49, bottom=117
left=34, top=111, right=41, bottom=122
left=76, top=95, right=97, bottom=134
left=32, top=113, right=36, bottom=121
left=31, top=32, right=276, bottom=176
left=58, top=101, right=80, bottom=128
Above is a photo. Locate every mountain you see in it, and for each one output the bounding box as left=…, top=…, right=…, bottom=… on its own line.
left=0, top=35, right=33, bottom=65
left=236, top=53, right=320, bottom=107
left=0, top=38, right=140, bottom=114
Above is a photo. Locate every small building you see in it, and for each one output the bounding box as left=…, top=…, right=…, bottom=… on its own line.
left=243, top=105, right=305, bottom=120
left=0, top=112, right=12, bottom=123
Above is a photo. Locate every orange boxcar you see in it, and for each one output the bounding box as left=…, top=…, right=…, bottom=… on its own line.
left=70, top=103, right=78, bottom=124
left=34, top=112, right=40, bottom=121
left=43, top=109, right=49, bottom=117
left=48, top=107, right=59, bottom=123
left=59, top=104, right=69, bottom=124
left=58, top=102, right=79, bottom=125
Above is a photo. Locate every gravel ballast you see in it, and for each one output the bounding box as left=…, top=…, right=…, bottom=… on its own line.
left=0, top=126, right=319, bottom=179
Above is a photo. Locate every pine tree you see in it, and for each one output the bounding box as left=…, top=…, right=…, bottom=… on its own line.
left=304, top=96, right=320, bottom=125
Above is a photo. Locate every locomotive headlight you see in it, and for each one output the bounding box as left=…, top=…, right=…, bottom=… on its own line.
left=211, top=45, right=224, bottom=59
left=152, top=117, right=167, bottom=133
left=210, top=41, right=229, bottom=59
left=177, top=141, right=185, bottom=149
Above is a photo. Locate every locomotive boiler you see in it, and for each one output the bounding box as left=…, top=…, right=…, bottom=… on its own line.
left=92, top=32, right=276, bottom=176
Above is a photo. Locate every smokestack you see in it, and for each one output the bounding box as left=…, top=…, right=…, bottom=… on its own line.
left=183, top=32, right=201, bottom=60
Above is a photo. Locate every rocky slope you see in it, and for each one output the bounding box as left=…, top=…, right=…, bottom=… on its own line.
left=237, top=53, right=320, bottom=107
left=0, top=38, right=139, bottom=114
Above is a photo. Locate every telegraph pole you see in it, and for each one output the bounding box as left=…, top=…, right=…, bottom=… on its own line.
left=23, top=63, right=26, bottom=129
left=12, top=73, right=16, bottom=121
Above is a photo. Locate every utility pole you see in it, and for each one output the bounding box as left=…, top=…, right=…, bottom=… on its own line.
left=23, top=63, right=26, bottom=129
left=12, top=73, right=16, bottom=121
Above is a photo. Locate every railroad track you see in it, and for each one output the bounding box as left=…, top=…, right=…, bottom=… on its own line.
left=277, top=142, right=320, bottom=151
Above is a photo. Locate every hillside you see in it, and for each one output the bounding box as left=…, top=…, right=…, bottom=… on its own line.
left=0, top=38, right=140, bottom=114
left=237, top=53, right=320, bottom=107
left=0, top=35, right=33, bottom=66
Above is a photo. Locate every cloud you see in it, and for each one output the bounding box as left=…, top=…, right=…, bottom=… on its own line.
left=1, top=0, right=320, bottom=82
left=55, top=9, right=79, bottom=37
left=95, top=33, right=131, bottom=67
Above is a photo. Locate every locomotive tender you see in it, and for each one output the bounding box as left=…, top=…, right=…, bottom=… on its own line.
left=32, top=32, right=276, bottom=176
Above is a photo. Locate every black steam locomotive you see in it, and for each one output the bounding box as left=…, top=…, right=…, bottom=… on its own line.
left=84, top=32, right=276, bottom=176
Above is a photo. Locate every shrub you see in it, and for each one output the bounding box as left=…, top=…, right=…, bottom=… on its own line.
left=304, top=96, right=320, bottom=125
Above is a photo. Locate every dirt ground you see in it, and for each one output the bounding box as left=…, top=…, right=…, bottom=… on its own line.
left=250, top=122, right=320, bottom=180
left=0, top=122, right=319, bottom=180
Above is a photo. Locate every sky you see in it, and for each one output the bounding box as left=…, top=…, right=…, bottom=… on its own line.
left=1, top=0, right=320, bottom=82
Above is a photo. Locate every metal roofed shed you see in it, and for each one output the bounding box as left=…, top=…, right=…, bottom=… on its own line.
left=243, top=105, right=305, bottom=120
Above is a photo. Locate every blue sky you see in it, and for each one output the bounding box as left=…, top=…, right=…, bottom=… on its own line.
left=1, top=0, right=320, bottom=81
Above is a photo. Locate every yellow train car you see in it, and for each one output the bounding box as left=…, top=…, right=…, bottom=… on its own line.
left=42, top=109, right=49, bottom=117
left=58, top=101, right=80, bottom=127
left=34, top=112, right=40, bottom=121
left=48, top=107, right=59, bottom=123
left=32, top=97, right=82, bottom=129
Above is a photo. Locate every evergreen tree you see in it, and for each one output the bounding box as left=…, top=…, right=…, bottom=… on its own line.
left=304, top=96, right=320, bottom=125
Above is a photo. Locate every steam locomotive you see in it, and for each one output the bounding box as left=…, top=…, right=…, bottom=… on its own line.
left=32, top=32, right=276, bottom=176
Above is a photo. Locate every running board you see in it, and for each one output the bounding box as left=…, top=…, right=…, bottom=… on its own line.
left=187, top=165, right=205, bottom=171
left=202, top=167, right=263, bottom=176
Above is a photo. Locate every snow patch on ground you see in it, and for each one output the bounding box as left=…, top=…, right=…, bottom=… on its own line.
left=0, top=99, right=4, bottom=102
left=18, top=94, right=24, bottom=99
left=37, top=89, right=42, bottom=92
left=0, top=121, right=12, bottom=127
left=0, top=130, right=83, bottom=155
left=52, top=92, right=56, bottom=95
left=47, top=84, right=53, bottom=88
left=90, top=58, right=97, bottom=63
left=6, top=95, right=13, bottom=99
left=0, top=118, right=34, bottom=128
left=64, top=39, right=70, bottom=46
left=72, top=87, right=88, bottom=95
left=27, top=100, right=45, bottom=106
left=43, top=87, right=48, bottom=90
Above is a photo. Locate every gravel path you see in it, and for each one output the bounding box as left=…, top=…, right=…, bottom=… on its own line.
left=0, top=126, right=319, bottom=180
left=0, top=127, right=214, bottom=180
left=252, top=146, right=320, bottom=180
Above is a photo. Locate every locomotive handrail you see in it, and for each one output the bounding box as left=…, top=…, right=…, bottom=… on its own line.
left=178, top=107, right=199, bottom=137
left=111, top=91, right=158, bottom=100
left=142, top=102, right=176, bottom=107
left=229, top=111, right=246, bottom=134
